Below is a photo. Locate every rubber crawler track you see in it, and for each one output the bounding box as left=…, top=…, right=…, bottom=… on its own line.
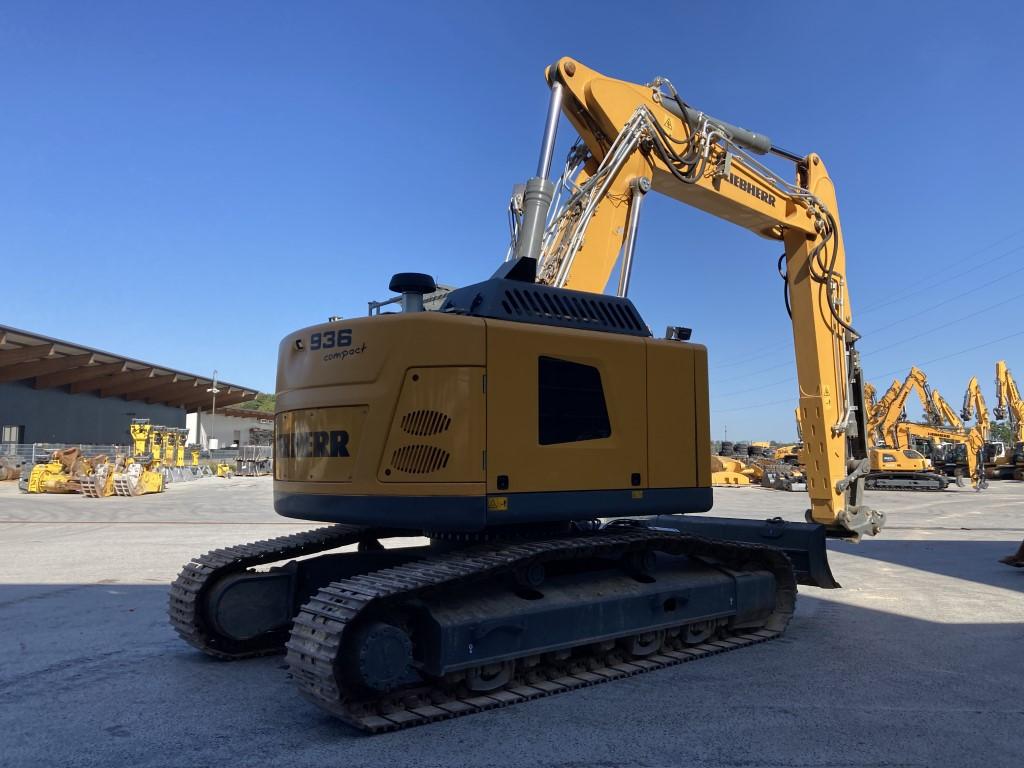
left=285, top=527, right=797, bottom=732
left=169, top=523, right=374, bottom=659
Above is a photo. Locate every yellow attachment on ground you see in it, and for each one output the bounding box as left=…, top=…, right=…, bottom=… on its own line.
left=710, top=455, right=756, bottom=486
left=216, top=463, right=234, bottom=478
left=112, top=421, right=167, bottom=497
left=79, top=455, right=120, bottom=498
left=772, top=444, right=801, bottom=461
left=111, top=462, right=165, bottom=496
left=129, top=419, right=152, bottom=457
left=174, top=430, right=188, bottom=468
left=25, top=448, right=88, bottom=494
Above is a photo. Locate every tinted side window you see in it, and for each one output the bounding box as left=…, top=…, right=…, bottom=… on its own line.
left=882, top=454, right=896, bottom=463
left=538, top=356, right=611, bottom=445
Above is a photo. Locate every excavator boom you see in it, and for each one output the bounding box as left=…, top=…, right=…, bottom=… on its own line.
left=519, top=58, right=882, bottom=537
left=931, top=388, right=964, bottom=431
left=995, top=360, right=1024, bottom=440
left=876, top=367, right=940, bottom=448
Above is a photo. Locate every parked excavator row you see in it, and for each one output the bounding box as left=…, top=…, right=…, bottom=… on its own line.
left=731, top=362, right=1014, bottom=495
left=857, top=361, right=1024, bottom=489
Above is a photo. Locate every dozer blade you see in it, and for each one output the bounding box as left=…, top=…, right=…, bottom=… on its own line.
left=649, top=514, right=839, bottom=589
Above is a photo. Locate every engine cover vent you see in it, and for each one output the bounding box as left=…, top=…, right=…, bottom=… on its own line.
left=439, top=277, right=651, bottom=337
left=390, top=444, right=451, bottom=475
left=401, top=409, right=452, bottom=437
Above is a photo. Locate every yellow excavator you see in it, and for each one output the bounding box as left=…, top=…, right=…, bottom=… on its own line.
left=170, top=58, right=883, bottom=731
left=929, top=376, right=990, bottom=489
left=866, top=378, right=901, bottom=445
left=876, top=366, right=941, bottom=446
left=863, top=368, right=950, bottom=490
left=893, top=422, right=983, bottom=486
left=996, top=361, right=1024, bottom=566
left=993, top=360, right=1024, bottom=480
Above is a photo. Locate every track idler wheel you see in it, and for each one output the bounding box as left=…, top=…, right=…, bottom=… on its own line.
left=347, top=621, right=414, bottom=694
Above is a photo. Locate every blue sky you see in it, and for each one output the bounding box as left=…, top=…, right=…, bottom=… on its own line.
left=2, top=2, right=1021, bottom=440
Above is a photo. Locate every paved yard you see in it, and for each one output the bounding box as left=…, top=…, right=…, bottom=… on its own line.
left=1, top=478, right=1022, bottom=767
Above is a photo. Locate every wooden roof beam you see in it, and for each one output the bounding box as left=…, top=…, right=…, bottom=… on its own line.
left=34, top=361, right=128, bottom=390
left=144, top=380, right=200, bottom=404
left=0, top=353, right=95, bottom=385
left=179, top=390, right=256, bottom=410
left=0, top=343, right=55, bottom=368
left=72, top=367, right=155, bottom=395
left=108, top=373, right=184, bottom=399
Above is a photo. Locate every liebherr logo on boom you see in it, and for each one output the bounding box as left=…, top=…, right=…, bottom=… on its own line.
left=725, top=173, right=776, bottom=207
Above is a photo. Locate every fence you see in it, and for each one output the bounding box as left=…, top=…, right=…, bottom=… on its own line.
left=0, top=443, right=129, bottom=465
left=0, top=443, right=271, bottom=466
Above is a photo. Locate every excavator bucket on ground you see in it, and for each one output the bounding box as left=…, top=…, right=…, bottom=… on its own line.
left=79, top=455, right=118, bottom=498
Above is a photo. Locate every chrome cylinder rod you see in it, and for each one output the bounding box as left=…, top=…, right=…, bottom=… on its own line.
left=536, top=81, right=564, bottom=178
left=514, top=82, right=564, bottom=264
left=616, top=176, right=650, bottom=297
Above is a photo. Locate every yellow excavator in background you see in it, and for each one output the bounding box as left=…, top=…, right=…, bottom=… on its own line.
left=945, top=376, right=992, bottom=488
left=861, top=368, right=950, bottom=490
left=866, top=379, right=901, bottom=445
left=892, top=422, right=980, bottom=488
left=994, top=360, right=1024, bottom=480
left=876, top=366, right=941, bottom=448
left=171, top=57, right=883, bottom=731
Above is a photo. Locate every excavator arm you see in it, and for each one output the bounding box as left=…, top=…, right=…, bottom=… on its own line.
left=961, top=376, right=991, bottom=435
left=931, top=388, right=964, bottom=431
left=995, top=360, right=1024, bottom=441
left=512, top=58, right=883, bottom=537
left=877, top=367, right=939, bottom=447
left=867, top=379, right=901, bottom=445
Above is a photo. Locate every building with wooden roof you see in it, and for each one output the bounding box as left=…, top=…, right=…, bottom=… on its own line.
left=0, top=324, right=259, bottom=444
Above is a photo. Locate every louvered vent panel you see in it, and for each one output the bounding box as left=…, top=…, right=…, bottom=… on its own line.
left=400, top=409, right=452, bottom=436
left=390, top=444, right=451, bottom=474
left=500, top=286, right=646, bottom=333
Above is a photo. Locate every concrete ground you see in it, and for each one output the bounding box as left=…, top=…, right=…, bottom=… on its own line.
left=1, top=477, right=1022, bottom=768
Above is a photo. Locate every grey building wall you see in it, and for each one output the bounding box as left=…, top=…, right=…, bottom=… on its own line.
left=0, top=381, right=185, bottom=444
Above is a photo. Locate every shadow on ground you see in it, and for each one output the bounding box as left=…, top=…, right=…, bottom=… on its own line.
left=829, top=538, right=1024, bottom=591
left=1, top=579, right=1022, bottom=768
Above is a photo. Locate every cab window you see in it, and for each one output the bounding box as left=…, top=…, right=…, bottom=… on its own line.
left=538, top=356, right=611, bottom=445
